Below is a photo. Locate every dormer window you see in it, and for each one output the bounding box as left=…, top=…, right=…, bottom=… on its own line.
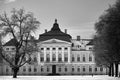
left=41, top=48, right=44, bottom=50
left=52, top=48, right=56, bottom=50
left=64, top=47, right=68, bottom=50
left=11, top=48, right=15, bottom=50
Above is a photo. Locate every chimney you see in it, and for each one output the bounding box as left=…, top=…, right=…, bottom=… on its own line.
left=45, top=29, right=47, bottom=33
left=65, top=29, right=67, bottom=34
left=77, top=36, right=80, bottom=41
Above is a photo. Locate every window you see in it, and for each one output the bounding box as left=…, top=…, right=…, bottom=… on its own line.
left=34, top=67, right=37, bottom=72
left=47, top=67, right=49, bottom=72
left=72, top=67, right=74, bottom=72
left=65, top=67, right=67, bottom=72
left=6, top=67, right=9, bottom=72
left=100, top=67, right=103, bottom=72
left=40, top=54, right=44, bottom=62
left=6, top=48, right=9, bottom=50
left=11, top=48, right=15, bottom=50
left=72, top=56, right=75, bottom=62
left=41, top=66, right=44, bottom=72
left=64, top=57, right=68, bottom=62
left=89, top=54, right=92, bottom=62
left=64, top=47, right=68, bottom=50
left=52, top=48, right=56, bottom=50
left=83, top=67, right=85, bottom=72
left=58, top=67, right=61, bottom=72
left=64, top=54, right=68, bottom=62
left=47, top=48, right=50, bottom=50
left=46, top=54, right=50, bottom=62
left=83, top=55, right=85, bottom=62
left=95, top=68, right=97, bottom=72
left=77, top=67, right=80, bottom=72
left=40, top=57, right=44, bottom=62
left=23, top=66, right=26, bottom=72
left=58, top=54, right=62, bottom=62
left=58, top=47, right=62, bottom=50
left=77, top=56, right=80, bottom=62
left=28, top=67, right=31, bottom=72
left=41, top=48, right=44, bottom=50
left=52, top=54, right=56, bottom=61
left=89, top=66, right=92, bottom=72
left=34, top=57, right=37, bottom=62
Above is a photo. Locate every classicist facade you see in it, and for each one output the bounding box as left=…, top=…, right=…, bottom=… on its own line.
left=0, top=19, right=107, bottom=75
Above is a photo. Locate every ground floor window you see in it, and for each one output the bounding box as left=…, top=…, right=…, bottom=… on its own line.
left=83, top=67, right=85, bottom=72
left=100, top=67, right=103, bottom=72
left=58, top=67, right=61, bottom=72
left=34, top=67, right=37, bottom=72
left=65, top=67, right=67, bottom=72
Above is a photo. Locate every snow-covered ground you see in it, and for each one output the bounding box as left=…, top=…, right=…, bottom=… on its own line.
left=0, top=75, right=119, bottom=80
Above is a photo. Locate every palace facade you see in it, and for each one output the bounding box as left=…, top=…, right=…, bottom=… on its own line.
left=0, top=19, right=107, bottom=75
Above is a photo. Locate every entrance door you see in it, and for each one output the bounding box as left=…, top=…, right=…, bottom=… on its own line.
left=52, top=65, right=56, bottom=74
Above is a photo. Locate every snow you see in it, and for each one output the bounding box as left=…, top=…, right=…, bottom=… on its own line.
left=0, top=75, right=119, bottom=80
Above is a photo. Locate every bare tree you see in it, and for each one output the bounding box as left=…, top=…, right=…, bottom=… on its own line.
left=0, top=8, right=40, bottom=78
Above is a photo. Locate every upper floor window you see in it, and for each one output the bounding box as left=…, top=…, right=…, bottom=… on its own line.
left=52, top=54, right=56, bottom=61
left=34, top=57, right=37, bottom=62
left=46, top=54, right=50, bottom=62
left=72, top=56, right=75, bottom=62
left=89, top=55, right=92, bottom=62
left=83, top=55, right=85, bottom=62
left=77, top=55, right=80, bottom=62
left=6, top=48, right=9, bottom=51
left=11, top=48, right=15, bottom=50
left=58, top=54, right=62, bottom=62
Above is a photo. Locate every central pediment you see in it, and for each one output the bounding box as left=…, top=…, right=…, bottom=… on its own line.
left=40, top=38, right=71, bottom=45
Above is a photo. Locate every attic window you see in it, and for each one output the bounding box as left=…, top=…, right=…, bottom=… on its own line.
left=52, top=48, right=56, bottom=50
left=58, top=47, right=62, bottom=50
left=47, top=48, right=50, bottom=50
left=41, top=48, right=44, bottom=50
left=11, top=48, right=15, bottom=50
left=64, top=47, right=68, bottom=50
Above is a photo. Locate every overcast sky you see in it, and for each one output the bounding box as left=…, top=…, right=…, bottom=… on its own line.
left=0, top=0, right=116, bottom=39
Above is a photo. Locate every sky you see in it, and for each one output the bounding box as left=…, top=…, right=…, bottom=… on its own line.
left=0, top=0, right=116, bottom=39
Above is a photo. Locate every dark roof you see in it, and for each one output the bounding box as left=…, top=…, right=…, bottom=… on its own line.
left=39, top=19, right=72, bottom=42
left=87, top=39, right=94, bottom=45
left=3, top=38, right=18, bottom=46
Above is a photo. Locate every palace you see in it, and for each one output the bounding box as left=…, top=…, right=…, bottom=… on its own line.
left=0, top=19, right=107, bottom=75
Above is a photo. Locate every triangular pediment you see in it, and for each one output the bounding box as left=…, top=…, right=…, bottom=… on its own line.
left=39, top=38, right=71, bottom=44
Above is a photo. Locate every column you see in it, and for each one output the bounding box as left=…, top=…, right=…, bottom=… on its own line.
left=50, top=47, right=52, bottom=62
left=68, top=46, right=71, bottom=63
left=56, top=47, right=58, bottom=62
left=44, top=47, right=46, bottom=62
left=62, top=47, right=64, bottom=62
left=38, top=52, right=40, bottom=64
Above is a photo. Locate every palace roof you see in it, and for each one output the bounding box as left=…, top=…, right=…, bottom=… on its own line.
left=39, top=19, right=72, bottom=42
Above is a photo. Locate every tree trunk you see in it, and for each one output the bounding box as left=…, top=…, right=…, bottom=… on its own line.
left=111, top=63, right=114, bottom=77
left=12, top=67, right=19, bottom=78
left=115, top=62, right=118, bottom=77
left=108, top=66, right=111, bottom=76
